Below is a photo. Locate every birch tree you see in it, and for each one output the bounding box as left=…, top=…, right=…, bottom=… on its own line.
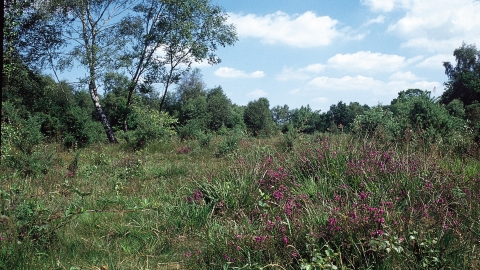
left=116, top=0, right=237, bottom=132
left=63, top=0, right=132, bottom=143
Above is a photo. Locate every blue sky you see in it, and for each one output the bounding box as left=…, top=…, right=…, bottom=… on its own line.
left=190, top=0, right=480, bottom=112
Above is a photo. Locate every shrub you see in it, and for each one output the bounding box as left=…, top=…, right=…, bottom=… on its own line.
left=351, top=106, right=400, bottom=141
left=61, top=105, right=105, bottom=148
left=176, top=119, right=204, bottom=141
left=216, top=135, right=239, bottom=157
left=122, top=105, right=177, bottom=149
left=214, top=129, right=244, bottom=157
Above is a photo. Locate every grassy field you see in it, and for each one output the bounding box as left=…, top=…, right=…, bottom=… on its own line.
left=1, top=133, right=479, bottom=269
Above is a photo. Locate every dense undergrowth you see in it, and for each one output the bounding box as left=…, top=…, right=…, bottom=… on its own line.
left=1, top=133, right=479, bottom=269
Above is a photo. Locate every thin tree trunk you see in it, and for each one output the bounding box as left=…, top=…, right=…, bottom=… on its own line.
left=159, top=83, right=170, bottom=113
left=89, top=80, right=118, bottom=143
left=122, top=87, right=134, bottom=132
left=159, top=65, right=175, bottom=112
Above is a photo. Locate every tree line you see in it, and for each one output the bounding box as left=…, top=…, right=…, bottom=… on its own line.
left=3, top=0, right=237, bottom=143
left=2, top=0, right=480, bottom=151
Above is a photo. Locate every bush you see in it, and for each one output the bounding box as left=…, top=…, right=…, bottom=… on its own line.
left=122, top=105, right=177, bottom=149
left=1, top=104, right=44, bottom=155
left=215, top=131, right=243, bottom=157
left=1, top=102, right=56, bottom=176
left=197, top=131, right=213, bottom=147
left=351, top=106, right=400, bottom=141
left=176, top=119, right=204, bottom=141
left=61, top=106, right=105, bottom=148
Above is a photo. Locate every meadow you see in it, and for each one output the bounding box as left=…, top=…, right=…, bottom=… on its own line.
left=1, top=132, right=479, bottom=270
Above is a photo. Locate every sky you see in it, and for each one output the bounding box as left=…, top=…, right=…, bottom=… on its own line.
left=189, top=0, right=480, bottom=112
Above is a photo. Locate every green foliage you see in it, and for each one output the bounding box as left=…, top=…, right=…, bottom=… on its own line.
left=226, top=104, right=246, bottom=130
left=271, top=104, right=291, bottom=129
left=446, top=99, right=466, bottom=118
left=282, top=124, right=300, bottom=151
left=1, top=102, right=57, bottom=176
left=175, top=68, right=207, bottom=105
left=327, top=101, right=348, bottom=128
left=300, top=242, right=343, bottom=270
left=466, top=103, right=480, bottom=123
left=465, top=103, right=480, bottom=140
left=408, top=98, right=456, bottom=138
left=102, top=72, right=131, bottom=130
left=442, top=43, right=480, bottom=106
left=122, top=105, right=177, bottom=149
left=0, top=131, right=479, bottom=269
left=353, top=90, right=467, bottom=145
left=179, top=95, right=210, bottom=129
left=118, top=0, right=237, bottom=113
left=244, top=97, right=276, bottom=136
left=176, top=119, right=205, bottom=141
left=215, top=133, right=240, bottom=157
left=61, top=105, right=105, bottom=148
left=1, top=122, right=16, bottom=161
left=2, top=102, right=43, bottom=155
left=207, top=86, right=232, bottom=131
left=352, top=105, right=400, bottom=140
left=197, top=131, right=213, bottom=147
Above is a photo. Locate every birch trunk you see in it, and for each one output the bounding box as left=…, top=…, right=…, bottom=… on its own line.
left=89, top=80, right=118, bottom=143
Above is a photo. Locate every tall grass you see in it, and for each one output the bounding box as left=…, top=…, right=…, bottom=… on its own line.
left=1, top=134, right=479, bottom=269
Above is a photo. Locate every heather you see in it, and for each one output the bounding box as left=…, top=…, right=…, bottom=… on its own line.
left=3, top=24, right=480, bottom=269
left=1, top=133, right=479, bottom=269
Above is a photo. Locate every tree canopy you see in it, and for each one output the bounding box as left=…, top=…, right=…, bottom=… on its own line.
left=442, top=43, right=480, bottom=106
left=5, top=0, right=237, bottom=141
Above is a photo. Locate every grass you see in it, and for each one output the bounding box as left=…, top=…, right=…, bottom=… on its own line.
left=1, top=134, right=479, bottom=269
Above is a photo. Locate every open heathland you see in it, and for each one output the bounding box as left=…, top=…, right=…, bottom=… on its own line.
left=1, top=133, right=479, bottom=269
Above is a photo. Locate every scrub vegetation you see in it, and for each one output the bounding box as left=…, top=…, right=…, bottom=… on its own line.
left=2, top=0, right=480, bottom=268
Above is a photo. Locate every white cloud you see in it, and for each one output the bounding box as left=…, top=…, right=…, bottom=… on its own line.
left=415, top=54, right=455, bottom=69
left=389, top=71, right=422, bottom=81
left=361, top=0, right=410, bottom=12
left=405, top=55, right=424, bottom=65
left=190, top=59, right=212, bottom=68
left=383, top=0, right=480, bottom=53
left=276, top=63, right=325, bottom=81
left=307, top=75, right=384, bottom=91
left=214, top=67, right=265, bottom=78
left=306, top=75, right=441, bottom=95
left=228, top=11, right=359, bottom=47
left=364, top=15, right=386, bottom=26
left=301, top=63, right=326, bottom=73
left=327, top=51, right=406, bottom=73
left=247, top=89, right=268, bottom=99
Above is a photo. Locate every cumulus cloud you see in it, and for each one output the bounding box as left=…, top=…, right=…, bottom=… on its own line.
left=307, top=75, right=384, bottom=91
left=214, top=67, right=265, bottom=78
left=415, top=54, right=455, bottom=69
left=364, top=15, right=386, bottom=26
left=276, top=63, right=325, bottom=81
left=190, top=59, right=212, bottom=68
left=389, top=71, right=422, bottom=81
left=247, top=89, right=268, bottom=99
left=228, top=11, right=360, bottom=48
left=327, top=51, right=406, bottom=73
left=361, top=0, right=393, bottom=12
left=306, top=75, right=441, bottom=95
left=374, top=0, right=480, bottom=53
left=360, top=0, right=409, bottom=12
